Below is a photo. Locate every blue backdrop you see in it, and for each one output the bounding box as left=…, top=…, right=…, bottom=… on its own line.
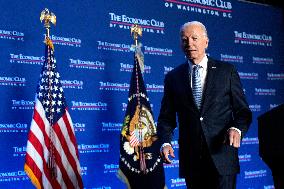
left=0, top=0, right=283, bottom=188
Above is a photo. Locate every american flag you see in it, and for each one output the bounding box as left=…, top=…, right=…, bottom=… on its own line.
left=24, top=37, right=83, bottom=189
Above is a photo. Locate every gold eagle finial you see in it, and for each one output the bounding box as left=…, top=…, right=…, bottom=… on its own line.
left=40, top=8, right=56, bottom=27
left=131, top=24, right=142, bottom=47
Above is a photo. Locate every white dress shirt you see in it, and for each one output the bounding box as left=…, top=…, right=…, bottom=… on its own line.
left=188, top=55, right=208, bottom=90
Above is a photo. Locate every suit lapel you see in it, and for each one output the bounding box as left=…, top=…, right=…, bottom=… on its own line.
left=180, top=62, right=192, bottom=95
left=178, top=63, right=196, bottom=108
left=201, top=59, right=217, bottom=114
left=180, top=62, right=200, bottom=111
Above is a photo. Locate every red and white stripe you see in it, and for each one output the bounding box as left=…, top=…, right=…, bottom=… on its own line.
left=24, top=98, right=83, bottom=189
left=129, top=130, right=140, bottom=147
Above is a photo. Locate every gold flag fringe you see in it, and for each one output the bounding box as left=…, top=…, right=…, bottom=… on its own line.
left=24, top=164, right=42, bottom=189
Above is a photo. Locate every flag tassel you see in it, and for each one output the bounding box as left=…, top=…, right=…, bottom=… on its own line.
left=48, top=151, right=57, bottom=178
left=139, top=146, right=147, bottom=174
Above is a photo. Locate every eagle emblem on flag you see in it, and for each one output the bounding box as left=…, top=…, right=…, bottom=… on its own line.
left=121, top=105, right=158, bottom=161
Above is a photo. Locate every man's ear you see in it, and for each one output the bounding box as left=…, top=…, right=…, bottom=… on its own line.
left=205, top=38, right=209, bottom=48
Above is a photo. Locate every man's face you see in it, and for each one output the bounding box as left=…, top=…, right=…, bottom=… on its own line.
left=181, top=24, right=209, bottom=64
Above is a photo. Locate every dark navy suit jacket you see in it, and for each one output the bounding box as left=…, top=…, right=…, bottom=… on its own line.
left=157, top=57, right=252, bottom=177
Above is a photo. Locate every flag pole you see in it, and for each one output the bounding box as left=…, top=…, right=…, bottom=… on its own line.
left=130, top=23, right=142, bottom=107
left=130, top=24, right=148, bottom=173
left=40, top=8, right=57, bottom=178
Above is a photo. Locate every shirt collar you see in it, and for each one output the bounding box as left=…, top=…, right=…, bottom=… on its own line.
left=188, top=55, right=208, bottom=70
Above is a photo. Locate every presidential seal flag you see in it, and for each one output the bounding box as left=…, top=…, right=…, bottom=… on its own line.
left=24, top=22, right=83, bottom=188
left=118, top=43, right=166, bottom=189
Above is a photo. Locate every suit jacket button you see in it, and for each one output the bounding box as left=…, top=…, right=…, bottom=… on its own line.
left=200, top=117, right=203, bottom=121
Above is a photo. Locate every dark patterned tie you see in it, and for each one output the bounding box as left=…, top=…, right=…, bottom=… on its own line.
left=192, top=65, right=202, bottom=109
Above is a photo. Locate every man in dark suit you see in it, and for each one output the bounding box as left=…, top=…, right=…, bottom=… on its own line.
left=157, top=21, right=252, bottom=189
left=258, top=104, right=284, bottom=189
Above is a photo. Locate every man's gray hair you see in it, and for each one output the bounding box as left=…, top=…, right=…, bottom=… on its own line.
left=180, top=21, right=208, bottom=38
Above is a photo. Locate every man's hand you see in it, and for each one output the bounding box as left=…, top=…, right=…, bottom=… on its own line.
left=161, top=145, right=175, bottom=164
left=226, top=128, right=241, bottom=148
